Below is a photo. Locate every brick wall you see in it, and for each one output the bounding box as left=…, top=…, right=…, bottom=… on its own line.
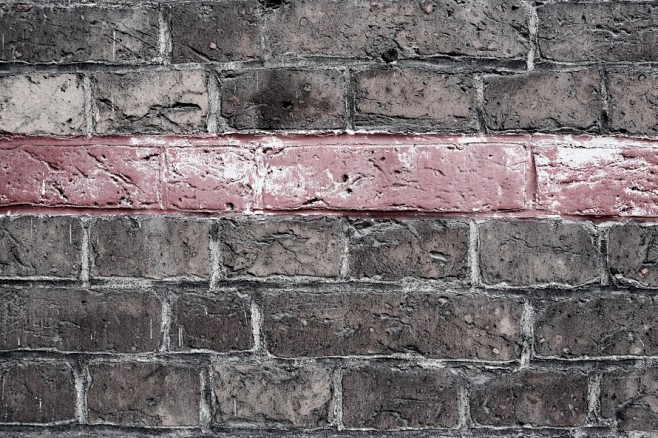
left=1, top=1, right=658, bottom=437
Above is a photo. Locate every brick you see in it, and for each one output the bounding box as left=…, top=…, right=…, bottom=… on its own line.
left=608, top=223, right=658, bottom=288
left=265, top=0, right=528, bottom=60
left=170, top=292, right=252, bottom=352
left=91, top=217, right=210, bottom=279
left=538, top=3, right=658, bottom=63
left=221, top=69, right=345, bottom=130
left=0, top=288, right=161, bottom=353
left=342, top=366, right=459, bottom=429
left=88, top=363, right=199, bottom=427
left=354, top=69, right=476, bottom=131
left=483, top=70, right=602, bottom=132
left=470, top=370, right=588, bottom=427
left=0, top=216, right=81, bottom=278
left=165, top=147, right=258, bottom=212
left=0, top=5, right=158, bottom=63
left=213, top=363, right=333, bottom=427
left=536, top=294, right=658, bottom=358
left=601, top=368, right=658, bottom=431
left=609, top=71, right=658, bottom=136
left=0, top=74, right=85, bottom=135
left=0, top=145, right=162, bottom=209
left=264, top=143, right=528, bottom=211
left=263, top=291, right=522, bottom=360
left=93, top=70, right=209, bottom=134
left=347, top=219, right=468, bottom=280
left=479, top=220, right=600, bottom=287
left=535, top=146, right=658, bottom=216
left=221, top=217, right=341, bottom=278
left=170, top=2, right=262, bottom=63
left=0, top=362, right=75, bottom=423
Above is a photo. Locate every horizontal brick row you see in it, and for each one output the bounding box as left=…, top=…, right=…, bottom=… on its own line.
left=1, top=69, right=657, bottom=135
left=4, top=136, right=658, bottom=216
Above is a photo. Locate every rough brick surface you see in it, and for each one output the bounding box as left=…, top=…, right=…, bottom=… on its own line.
left=608, top=224, right=658, bottom=287
left=165, top=146, right=257, bottom=212
left=479, top=220, right=600, bottom=287
left=170, top=292, right=252, bottom=352
left=535, top=294, right=658, bottom=358
left=221, top=69, right=346, bottom=130
left=263, top=291, right=522, bottom=360
left=347, top=219, right=469, bottom=280
left=265, top=0, right=528, bottom=60
left=601, top=368, right=658, bottom=431
left=0, top=146, right=162, bottom=209
left=93, top=71, right=209, bottom=134
left=609, top=72, right=658, bottom=136
left=535, top=146, right=658, bottom=217
left=0, top=74, right=85, bottom=135
left=483, top=71, right=602, bottom=132
left=470, top=370, right=588, bottom=427
left=0, top=362, right=75, bottom=423
left=221, top=217, right=341, bottom=278
left=213, top=363, right=333, bottom=427
left=538, top=3, right=658, bottom=63
left=0, top=216, right=81, bottom=278
left=91, top=217, right=210, bottom=279
left=170, top=2, right=262, bottom=63
left=0, top=288, right=161, bottom=353
left=0, top=5, right=158, bottom=63
left=342, top=366, right=459, bottom=429
left=88, top=363, right=199, bottom=427
left=264, top=143, right=528, bottom=211
left=354, top=69, right=476, bottom=131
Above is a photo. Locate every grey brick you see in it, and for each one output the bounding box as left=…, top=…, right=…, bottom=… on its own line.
left=601, top=368, right=658, bottom=431
left=608, top=223, right=658, bottom=287
left=609, top=71, right=658, bottom=136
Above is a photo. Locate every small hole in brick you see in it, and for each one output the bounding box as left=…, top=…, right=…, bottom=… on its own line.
left=226, top=202, right=235, bottom=210
left=346, top=188, right=353, bottom=194
left=282, top=100, right=294, bottom=111
left=381, top=48, right=398, bottom=63
left=342, top=174, right=349, bottom=182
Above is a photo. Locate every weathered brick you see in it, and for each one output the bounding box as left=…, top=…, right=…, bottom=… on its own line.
left=221, top=217, right=341, bottom=278
left=170, top=1, right=262, bottom=63
left=608, top=223, right=658, bottom=288
left=0, top=5, right=158, bottom=63
left=91, top=217, right=210, bottom=279
left=265, top=0, right=528, bottom=60
left=93, top=70, right=209, bottom=134
left=0, top=362, right=75, bottom=423
left=0, top=288, right=161, bottom=353
left=342, top=366, right=459, bottom=429
left=470, top=370, right=588, bottom=427
left=264, top=143, right=528, bottom=212
left=221, top=69, right=345, bottom=130
left=355, top=69, right=476, bottom=131
left=0, top=74, right=85, bottom=135
left=479, top=220, right=600, bottom=287
left=609, top=71, right=658, bottom=136
left=601, top=368, right=658, bottom=431
left=263, top=291, right=522, bottom=360
left=165, top=146, right=258, bottom=212
left=0, top=145, right=162, bottom=209
left=170, top=292, right=252, bottom=352
left=88, top=363, right=199, bottom=427
left=535, top=146, right=658, bottom=217
left=483, top=71, right=602, bottom=132
left=538, top=3, right=658, bottom=63
left=347, top=219, right=468, bottom=280
left=0, top=216, right=81, bottom=278
left=213, top=363, right=333, bottom=427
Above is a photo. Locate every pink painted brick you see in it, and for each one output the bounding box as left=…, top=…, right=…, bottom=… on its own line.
left=0, top=145, right=162, bottom=208
left=165, top=147, right=258, bottom=211
left=264, top=144, right=528, bottom=212
left=535, top=146, right=658, bottom=216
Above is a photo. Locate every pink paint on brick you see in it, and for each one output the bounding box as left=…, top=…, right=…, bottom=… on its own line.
left=264, top=143, right=529, bottom=212
left=0, top=145, right=162, bottom=208
left=535, top=145, right=658, bottom=216
left=166, top=146, right=259, bottom=212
